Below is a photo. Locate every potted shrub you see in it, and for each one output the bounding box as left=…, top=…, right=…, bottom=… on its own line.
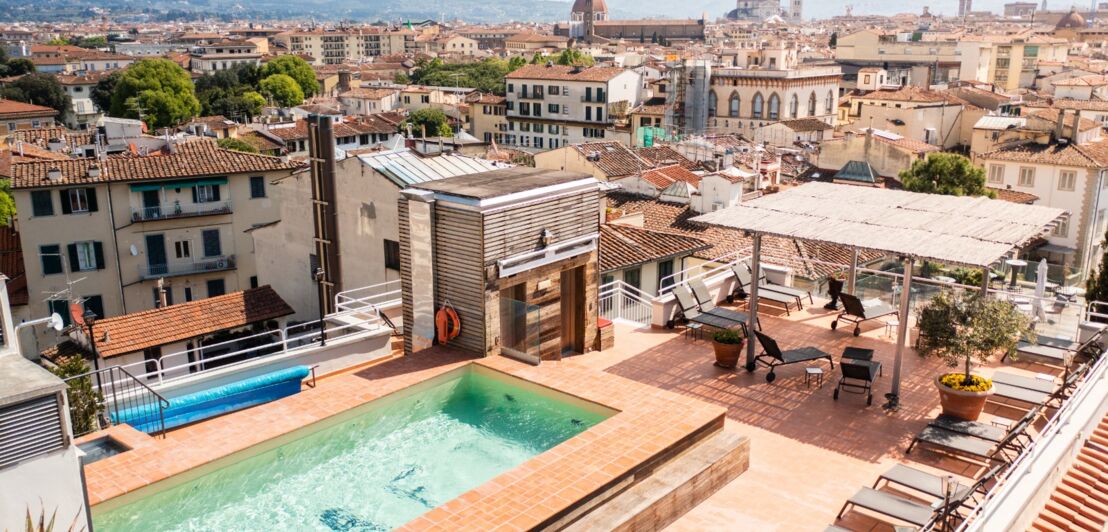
left=712, top=328, right=745, bottom=369
left=824, top=271, right=846, bottom=310
left=916, top=291, right=1033, bottom=420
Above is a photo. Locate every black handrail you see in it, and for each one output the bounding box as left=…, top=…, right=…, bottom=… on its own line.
left=63, top=365, right=171, bottom=438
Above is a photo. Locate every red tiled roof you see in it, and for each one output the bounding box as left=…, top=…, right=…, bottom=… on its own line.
left=605, top=192, right=882, bottom=279
left=639, top=164, right=700, bottom=188
left=637, top=145, right=698, bottom=171
left=989, top=186, right=1039, bottom=204
left=506, top=64, right=627, bottom=82
left=91, top=286, right=294, bottom=358
left=600, top=223, right=708, bottom=272
left=0, top=99, right=58, bottom=120
left=8, top=138, right=302, bottom=189
left=1029, top=412, right=1108, bottom=531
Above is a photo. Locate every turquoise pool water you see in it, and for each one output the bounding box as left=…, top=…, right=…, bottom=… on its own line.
left=94, top=367, right=611, bottom=532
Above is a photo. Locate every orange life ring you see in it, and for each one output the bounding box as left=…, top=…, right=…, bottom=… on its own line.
left=435, top=305, right=461, bottom=344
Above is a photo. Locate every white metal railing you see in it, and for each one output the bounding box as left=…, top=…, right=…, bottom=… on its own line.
left=131, top=200, right=232, bottom=222
left=95, top=309, right=390, bottom=392
left=139, top=254, right=236, bottom=279
left=335, top=279, right=402, bottom=313
left=599, top=280, right=653, bottom=325
left=954, top=345, right=1108, bottom=531
left=657, top=249, right=752, bottom=295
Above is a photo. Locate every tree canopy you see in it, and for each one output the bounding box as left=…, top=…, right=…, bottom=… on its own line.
left=195, top=64, right=268, bottom=120
left=217, top=137, right=259, bottom=153
left=403, top=108, right=452, bottom=138
left=260, top=74, right=304, bottom=108
left=409, top=58, right=515, bottom=95
left=1086, top=228, right=1108, bottom=321
left=260, top=55, right=317, bottom=99
left=0, top=179, right=16, bottom=226
left=899, top=153, right=995, bottom=198
left=0, top=74, right=71, bottom=117
left=109, top=58, right=201, bottom=129
left=90, top=70, right=121, bottom=112
left=554, top=48, right=594, bottom=67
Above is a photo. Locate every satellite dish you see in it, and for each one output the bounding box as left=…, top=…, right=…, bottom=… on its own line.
left=48, top=313, right=63, bottom=331
left=129, top=244, right=139, bottom=256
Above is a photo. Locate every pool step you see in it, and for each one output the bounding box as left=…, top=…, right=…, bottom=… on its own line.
left=558, top=428, right=749, bottom=532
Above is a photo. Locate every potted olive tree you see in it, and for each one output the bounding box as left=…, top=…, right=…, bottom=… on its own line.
left=712, top=328, right=745, bottom=369
left=916, top=291, right=1033, bottom=420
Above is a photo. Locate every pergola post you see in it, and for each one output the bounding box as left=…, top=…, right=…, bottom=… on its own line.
left=980, top=266, right=990, bottom=296
left=745, top=233, right=762, bottom=371
left=847, top=247, right=860, bottom=294
left=887, top=256, right=914, bottom=411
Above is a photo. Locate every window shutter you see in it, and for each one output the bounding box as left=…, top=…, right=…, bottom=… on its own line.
left=211, top=185, right=221, bottom=202
left=66, top=243, right=79, bottom=272
left=40, top=245, right=62, bottom=275
left=93, top=242, right=105, bottom=270
left=191, top=187, right=198, bottom=203
left=203, top=230, right=221, bottom=257
left=85, top=188, right=98, bottom=212
left=84, top=295, right=104, bottom=319
left=59, top=190, right=72, bottom=214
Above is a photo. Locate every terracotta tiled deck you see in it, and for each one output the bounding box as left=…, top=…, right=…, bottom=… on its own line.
left=580, top=300, right=1065, bottom=532
left=82, top=346, right=728, bottom=531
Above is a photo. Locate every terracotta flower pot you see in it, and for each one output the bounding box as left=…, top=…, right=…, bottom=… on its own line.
left=713, top=339, right=744, bottom=369
left=935, top=376, right=993, bottom=421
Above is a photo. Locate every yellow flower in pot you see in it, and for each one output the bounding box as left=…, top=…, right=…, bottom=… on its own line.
left=917, top=291, right=1033, bottom=421
left=712, top=328, right=745, bottom=369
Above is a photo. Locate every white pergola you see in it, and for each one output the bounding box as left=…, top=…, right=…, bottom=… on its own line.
left=691, top=182, right=1068, bottom=409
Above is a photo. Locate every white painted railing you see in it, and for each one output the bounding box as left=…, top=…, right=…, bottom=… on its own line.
left=335, top=280, right=401, bottom=313
left=599, top=280, right=653, bottom=325
left=95, top=308, right=390, bottom=392
left=657, top=249, right=752, bottom=295
left=952, top=342, right=1108, bottom=531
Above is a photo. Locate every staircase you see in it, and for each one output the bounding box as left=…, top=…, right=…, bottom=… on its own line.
left=1030, top=413, right=1108, bottom=532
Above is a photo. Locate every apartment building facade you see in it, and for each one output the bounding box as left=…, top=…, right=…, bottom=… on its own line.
left=273, top=29, right=418, bottom=65
left=957, top=36, right=1069, bottom=92
left=503, top=64, right=641, bottom=149
left=189, top=39, right=263, bottom=73
left=9, top=139, right=300, bottom=325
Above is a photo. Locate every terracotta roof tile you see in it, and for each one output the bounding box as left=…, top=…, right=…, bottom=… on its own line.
left=988, top=186, right=1039, bottom=204
left=0, top=226, right=25, bottom=306
left=639, top=164, right=701, bottom=188
left=605, top=192, right=882, bottom=279
left=0, top=99, right=58, bottom=120
left=506, top=64, right=627, bottom=82
left=600, top=223, right=709, bottom=272
left=9, top=138, right=302, bottom=189
left=91, top=286, right=294, bottom=358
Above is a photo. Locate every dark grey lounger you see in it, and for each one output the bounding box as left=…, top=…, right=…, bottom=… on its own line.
left=834, top=293, right=898, bottom=337
left=907, top=418, right=1031, bottom=462
left=730, top=265, right=800, bottom=315
left=671, top=285, right=748, bottom=335
left=990, top=371, right=1055, bottom=393
left=750, top=330, right=833, bottom=383
left=875, top=465, right=973, bottom=504
left=748, top=264, right=813, bottom=304
left=687, top=278, right=754, bottom=327
left=836, top=488, right=938, bottom=527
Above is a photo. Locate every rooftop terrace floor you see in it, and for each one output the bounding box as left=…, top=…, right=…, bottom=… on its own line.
left=580, top=298, right=1065, bottom=531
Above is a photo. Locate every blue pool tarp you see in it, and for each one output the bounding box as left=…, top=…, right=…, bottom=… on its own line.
left=113, top=365, right=311, bottom=432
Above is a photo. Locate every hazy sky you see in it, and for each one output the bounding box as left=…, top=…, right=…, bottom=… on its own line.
left=613, top=0, right=1090, bottom=20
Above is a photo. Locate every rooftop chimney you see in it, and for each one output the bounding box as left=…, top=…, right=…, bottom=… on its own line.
left=1055, top=110, right=1066, bottom=141
left=86, top=164, right=100, bottom=179
left=1071, top=110, right=1082, bottom=141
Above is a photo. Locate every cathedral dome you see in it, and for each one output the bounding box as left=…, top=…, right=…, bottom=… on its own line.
left=571, top=0, right=608, bottom=14
left=1056, top=7, right=1086, bottom=30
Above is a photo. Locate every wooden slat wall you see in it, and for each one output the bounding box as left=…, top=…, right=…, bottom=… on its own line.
left=433, top=204, right=486, bottom=356
left=398, top=196, right=414, bottom=355
left=483, top=189, right=599, bottom=265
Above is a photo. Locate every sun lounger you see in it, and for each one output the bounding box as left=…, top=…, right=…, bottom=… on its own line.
left=991, top=365, right=1087, bottom=407
left=989, top=371, right=1055, bottom=393
left=671, top=285, right=748, bottom=335
left=929, top=404, right=1041, bottom=445
left=1008, top=329, right=1105, bottom=364
left=730, top=265, right=801, bottom=315
left=750, top=330, right=833, bottom=383
left=687, top=278, right=755, bottom=328
left=748, top=264, right=813, bottom=305
left=839, top=466, right=1002, bottom=528
left=833, top=293, right=898, bottom=337
left=906, top=417, right=1031, bottom=463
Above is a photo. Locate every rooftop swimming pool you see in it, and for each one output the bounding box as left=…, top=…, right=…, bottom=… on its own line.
left=93, top=366, right=613, bottom=531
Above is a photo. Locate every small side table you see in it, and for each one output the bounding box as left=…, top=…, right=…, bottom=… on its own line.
left=805, top=367, right=824, bottom=388
left=884, top=319, right=900, bottom=338
left=685, top=323, right=702, bottom=342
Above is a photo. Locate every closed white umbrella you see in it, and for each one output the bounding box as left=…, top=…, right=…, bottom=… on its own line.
left=1033, top=259, right=1048, bottom=322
